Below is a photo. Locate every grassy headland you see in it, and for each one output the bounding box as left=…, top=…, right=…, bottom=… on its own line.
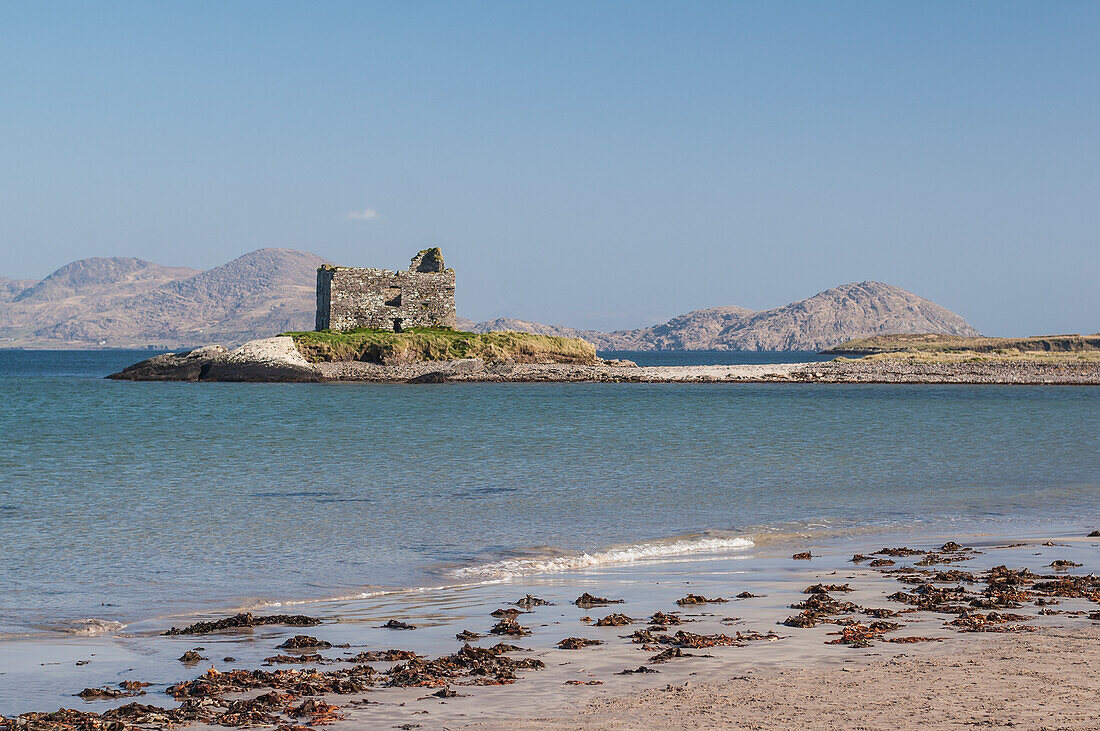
left=283, top=327, right=598, bottom=365
left=824, top=333, right=1100, bottom=363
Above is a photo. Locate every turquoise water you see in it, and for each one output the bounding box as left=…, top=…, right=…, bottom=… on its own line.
left=0, top=350, right=1097, bottom=636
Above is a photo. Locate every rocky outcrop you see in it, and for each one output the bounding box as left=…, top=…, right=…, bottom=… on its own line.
left=108, top=337, right=322, bottom=382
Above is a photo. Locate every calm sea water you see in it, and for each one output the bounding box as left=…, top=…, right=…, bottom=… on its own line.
left=1, top=349, right=1097, bottom=636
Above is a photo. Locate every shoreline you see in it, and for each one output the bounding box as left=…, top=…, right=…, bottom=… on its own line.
left=106, top=337, right=1100, bottom=384
left=0, top=518, right=1065, bottom=644
left=3, top=528, right=1099, bottom=728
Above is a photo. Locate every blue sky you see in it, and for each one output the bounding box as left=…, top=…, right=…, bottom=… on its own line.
left=2, top=2, right=1097, bottom=334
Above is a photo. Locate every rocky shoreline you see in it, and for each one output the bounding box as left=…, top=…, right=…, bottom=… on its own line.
left=107, top=337, right=1100, bottom=385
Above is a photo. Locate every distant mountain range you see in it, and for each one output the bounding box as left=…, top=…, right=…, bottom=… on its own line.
left=1, top=249, right=979, bottom=350
left=459, top=280, right=979, bottom=351
left=0, top=249, right=327, bottom=347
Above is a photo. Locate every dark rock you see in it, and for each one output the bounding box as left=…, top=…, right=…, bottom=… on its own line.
left=163, top=612, right=321, bottom=635
left=873, top=547, right=926, bottom=557
left=406, top=371, right=448, bottom=384
left=675, top=594, right=727, bottom=606
left=264, top=653, right=327, bottom=664
left=574, top=592, right=624, bottom=609
left=276, top=635, right=332, bottom=649
left=432, top=687, right=462, bottom=698
left=107, top=346, right=227, bottom=382
left=557, top=637, right=603, bottom=649
left=594, top=613, right=634, bottom=627
left=617, top=665, right=659, bottom=674
left=490, top=617, right=531, bottom=636
left=513, top=594, right=553, bottom=609
left=346, top=649, right=418, bottom=662
left=1050, top=560, right=1083, bottom=569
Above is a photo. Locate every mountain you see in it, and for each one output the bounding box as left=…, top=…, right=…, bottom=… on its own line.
left=0, top=276, right=37, bottom=302
left=465, top=282, right=979, bottom=351
left=1, top=249, right=328, bottom=347
left=456, top=317, right=605, bottom=342
left=3, top=251, right=977, bottom=352
left=12, top=257, right=199, bottom=303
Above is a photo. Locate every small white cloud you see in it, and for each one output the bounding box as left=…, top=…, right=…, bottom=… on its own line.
left=347, top=208, right=380, bottom=220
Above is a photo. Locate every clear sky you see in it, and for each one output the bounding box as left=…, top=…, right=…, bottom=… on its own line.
left=2, top=2, right=1097, bottom=335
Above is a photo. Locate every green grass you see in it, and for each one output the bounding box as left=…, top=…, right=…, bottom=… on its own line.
left=282, top=327, right=598, bottom=365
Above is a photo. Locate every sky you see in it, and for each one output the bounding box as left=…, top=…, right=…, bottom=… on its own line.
left=1, top=2, right=1097, bottom=335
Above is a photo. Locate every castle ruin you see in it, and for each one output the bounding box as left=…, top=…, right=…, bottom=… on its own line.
left=315, top=248, right=457, bottom=332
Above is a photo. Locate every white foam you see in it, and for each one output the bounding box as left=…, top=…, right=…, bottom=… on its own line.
left=449, top=535, right=755, bottom=579
left=255, top=590, right=390, bottom=609
left=59, top=618, right=126, bottom=636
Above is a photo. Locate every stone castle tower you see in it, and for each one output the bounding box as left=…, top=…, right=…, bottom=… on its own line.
left=315, top=248, right=457, bottom=332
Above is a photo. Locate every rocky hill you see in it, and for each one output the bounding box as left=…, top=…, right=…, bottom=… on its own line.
left=1, top=249, right=328, bottom=348
left=465, top=282, right=979, bottom=351
left=3, top=250, right=978, bottom=351
left=0, top=276, right=38, bottom=302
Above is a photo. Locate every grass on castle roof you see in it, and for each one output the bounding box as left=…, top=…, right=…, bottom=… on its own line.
left=283, top=327, right=598, bottom=365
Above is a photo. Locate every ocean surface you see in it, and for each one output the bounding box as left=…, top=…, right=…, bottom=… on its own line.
left=1, top=349, right=1098, bottom=638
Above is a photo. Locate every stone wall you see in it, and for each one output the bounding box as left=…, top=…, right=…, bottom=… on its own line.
left=315, top=249, right=457, bottom=331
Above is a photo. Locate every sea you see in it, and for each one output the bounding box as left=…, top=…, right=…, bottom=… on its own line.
left=0, top=349, right=1098, bottom=641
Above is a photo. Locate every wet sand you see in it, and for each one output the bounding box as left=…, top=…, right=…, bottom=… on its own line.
left=3, top=531, right=1099, bottom=729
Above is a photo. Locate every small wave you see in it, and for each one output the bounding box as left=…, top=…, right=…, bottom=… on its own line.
left=449, top=534, right=755, bottom=579
left=57, top=618, right=126, bottom=636
left=252, top=590, right=391, bottom=609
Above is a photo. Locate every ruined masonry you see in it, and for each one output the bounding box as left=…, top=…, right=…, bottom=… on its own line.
left=315, top=248, right=457, bottom=332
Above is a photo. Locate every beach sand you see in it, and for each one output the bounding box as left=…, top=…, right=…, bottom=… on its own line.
left=3, top=531, right=1099, bottom=730
left=487, top=626, right=1100, bottom=730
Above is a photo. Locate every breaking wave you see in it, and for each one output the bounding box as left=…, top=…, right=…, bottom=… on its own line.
left=254, top=590, right=391, bottom=609
left=449, top=533, right=755, bottom=579
left=56, top=618, right=126, bottom=636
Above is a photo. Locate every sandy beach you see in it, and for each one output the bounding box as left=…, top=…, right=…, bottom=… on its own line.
left=493, top=626, right=1100, bottom=730
left=3, top=530, right=1098, bottom=730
